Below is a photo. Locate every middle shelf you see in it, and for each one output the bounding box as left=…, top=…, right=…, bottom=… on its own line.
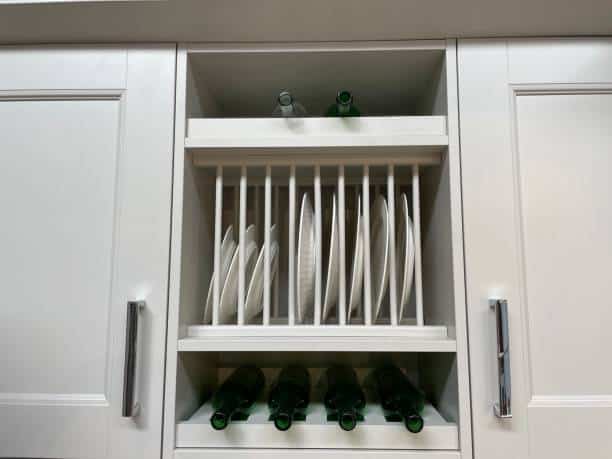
left=179, top=324, right=456, bottom=352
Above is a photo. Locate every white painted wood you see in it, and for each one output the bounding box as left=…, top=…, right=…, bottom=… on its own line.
left=263, top=166, right=272, bottom=326
left=212, top=166, right=223, bottom=326
left=337, top=165, right=347, bottom=326
left=288, top=166, right=297, bottom=326
left=0, top=46, right=175, bottom=459
left=387, top=165, right=398, bottom=326
left=186, top=40, right=447, bottom=53
left=459, top=38, right=612, bottom=459
left=438, top=39, right=473, bottom=459
left=238, top=167, right=247, bottom=326
left=362, top=166, right=372, bottom=325
left=273, top=185, right=280, bottom=318
left=163, top=45, right=189, bottom=459
left=179, top=325, right=455, bottom=352
left=412, top=165, right=424, bottom=326
left=0, top=46, right=126, bottom=90
left=186, top=117, right=448, bottom=148
left=177, top=401, right=458, bottom=450
left=192, top=147, right=443, bottom=167
left=507, top=38, right=612, bottom=85
left=313, top=166, right=322, bottom=326
left=175, top=449, right=461, bottom=459
left=4, top=0, right=612, bottom=44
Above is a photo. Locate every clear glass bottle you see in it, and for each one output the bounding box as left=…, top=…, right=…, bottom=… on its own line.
left=272, top=91, right=307, bottom=117
left=326, top=90, right=361, bottom=117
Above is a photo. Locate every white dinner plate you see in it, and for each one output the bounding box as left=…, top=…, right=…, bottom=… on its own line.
left=218, top=224, right=258, bottom=324
left=244, top=225, right=279, bottom=323
left=347, top=195, right=364, bottom=323
left=397, top=193, right=415, bottom=321
left=296, top=193, right=315, bottom=324
left=322, top=193, right=339, bottom=322
left=370, top=194, right=390, bottom=322
left=203, top=225, right=236, bottom=324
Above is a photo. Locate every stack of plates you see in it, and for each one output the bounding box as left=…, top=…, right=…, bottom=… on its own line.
left=203, top=191, right=415, bottom=326
left=203, top=224, right=279, bottom=325
left=298, top=191, right=415, bottom=325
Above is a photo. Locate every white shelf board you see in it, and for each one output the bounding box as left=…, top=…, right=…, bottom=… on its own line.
left=186, top=116, right=447, bottom=166
left=179, top=325, right=455, bottom=352
left=174, top=450, right=461, bottom=459
left=176, top=401, right=458, bottom=450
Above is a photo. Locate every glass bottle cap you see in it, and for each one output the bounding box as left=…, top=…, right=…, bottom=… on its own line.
left=278, top=91, right=293, bottom=107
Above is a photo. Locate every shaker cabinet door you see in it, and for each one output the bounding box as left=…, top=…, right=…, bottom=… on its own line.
left=459, top=38, right=612, bottom=459
left=0, top=46, right=175, bottom=459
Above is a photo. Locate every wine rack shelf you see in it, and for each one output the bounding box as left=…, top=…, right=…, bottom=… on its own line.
left=176, top=402, right=458, bottom=450
left=179, top=325, right=455, bottom=352
left=173, top=450, right=462, bottom=459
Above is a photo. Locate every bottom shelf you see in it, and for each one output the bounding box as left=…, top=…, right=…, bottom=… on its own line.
left=176, top=401, right=458, bottom=450
left=174, top=450, right=461, bottom=459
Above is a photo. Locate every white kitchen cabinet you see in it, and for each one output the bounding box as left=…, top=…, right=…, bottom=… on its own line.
left=2, top=36, right=611, bottom=459
left=0, top=46, right=176, bottom=459
left=459, top=38, right=612, bottom=459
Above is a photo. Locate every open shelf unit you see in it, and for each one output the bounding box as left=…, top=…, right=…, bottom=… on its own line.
left=164, top=40, right=472, bottom=459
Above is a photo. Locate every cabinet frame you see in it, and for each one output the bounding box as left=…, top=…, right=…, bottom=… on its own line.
left=163, top=39, right=472, bottom=459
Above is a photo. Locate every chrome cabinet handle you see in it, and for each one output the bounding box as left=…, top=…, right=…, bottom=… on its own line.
left=490, top=299, right=512, bottom=419
left=122, top=300, right=145, bottom=417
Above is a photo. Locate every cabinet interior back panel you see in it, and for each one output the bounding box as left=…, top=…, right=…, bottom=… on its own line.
left=189, top=49, right=445, bottom=117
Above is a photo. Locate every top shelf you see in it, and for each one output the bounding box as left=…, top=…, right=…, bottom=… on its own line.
left=186, top=45, right=447, bottom=118
left=186, top=116, right=448, bottom=165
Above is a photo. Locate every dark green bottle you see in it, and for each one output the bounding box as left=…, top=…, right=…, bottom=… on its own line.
left=210, top=365, right=265, bottom=430
left=372, top=365, right=425, bottom=433
left=323, top=365, right=365, bottom=431
left=268, top=365, right=311, bottom=431
left=325, top=90, right=361, bottom=117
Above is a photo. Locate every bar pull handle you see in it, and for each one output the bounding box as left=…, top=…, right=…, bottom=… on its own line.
left=122, top=300, right=144, bottom=417
left=490, top=299, right=512, bottom=419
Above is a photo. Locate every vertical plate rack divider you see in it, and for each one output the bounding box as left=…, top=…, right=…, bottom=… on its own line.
left=164, top=40, right=472, bottom=459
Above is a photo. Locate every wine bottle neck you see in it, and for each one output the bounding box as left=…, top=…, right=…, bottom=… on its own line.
left=270, top=387, right=303, bottom=431
left=331, top=391, right=363, bottom=431
left=397, top=399, right=424, bottom=433
left=210, top=393, right=241, bottom=430
left=336, top=91, right=354, bottom=115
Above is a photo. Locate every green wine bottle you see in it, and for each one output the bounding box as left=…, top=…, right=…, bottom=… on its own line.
left=268, top=365, right=311, bottom=431
left=325, top=90, right=361, bottom=117
left=372, top=365, right=425, bottom=433
left=323, top=365, right=365, bottom=431
left=210, top=365, right=265, bottom=430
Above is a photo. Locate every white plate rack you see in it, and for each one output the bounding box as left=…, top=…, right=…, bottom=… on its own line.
left=189, top=157, right=443, bottom=334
